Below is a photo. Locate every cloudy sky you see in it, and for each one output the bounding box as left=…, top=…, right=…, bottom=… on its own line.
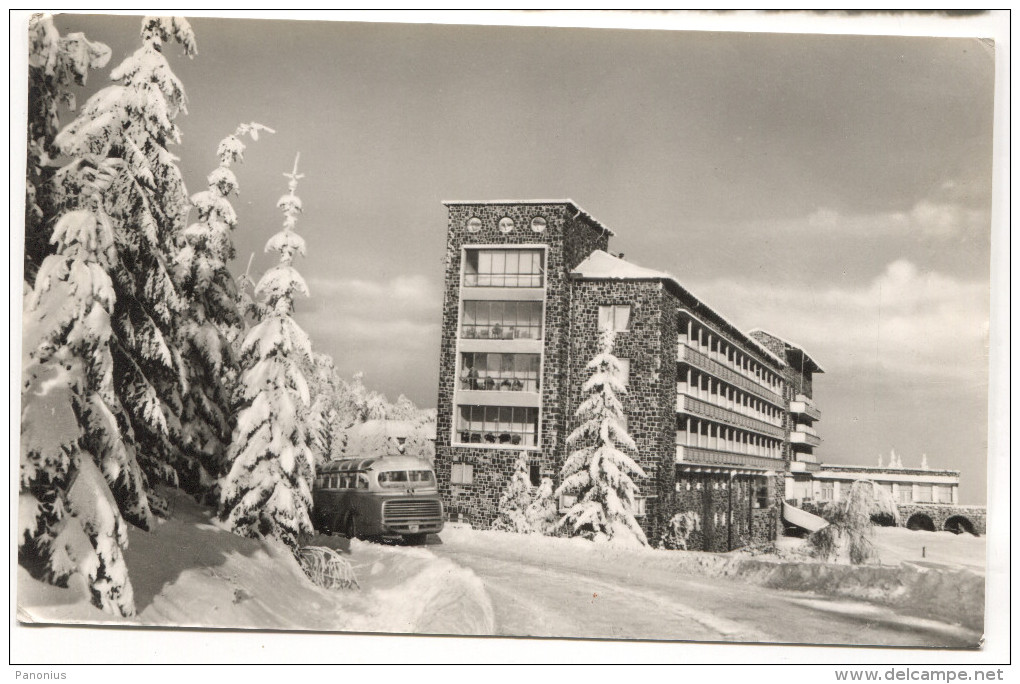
left=45, top=13, right=997, bottom=503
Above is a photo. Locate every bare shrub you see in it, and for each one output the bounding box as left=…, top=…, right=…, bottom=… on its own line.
left=299, top=546, right=359, bottom=590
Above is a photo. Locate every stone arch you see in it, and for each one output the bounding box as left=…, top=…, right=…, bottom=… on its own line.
left=944, top=515, right=976, bottom=535
left=906, top=513, right=936, bottom=531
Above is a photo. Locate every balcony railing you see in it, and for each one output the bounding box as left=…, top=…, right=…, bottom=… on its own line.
left=675, top=445, right=786, bottom=471
left=677, top=344, right=783, bottom=407
left=676, top=394, right=784, bottom=439
left=790, top=431, right=822, bottom=448
left=789, top=394, right=822, bottom=421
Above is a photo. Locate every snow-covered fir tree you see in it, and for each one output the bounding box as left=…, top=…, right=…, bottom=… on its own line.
left=52, top=16, right=198, bottom=513
left=556, top=328, right=648, bottom=545
left=25, top=14, right=111, bottom=281
left=525, top=477, right=558, bottom=536
left=21, top=180, right=141, bottom=616
left=492, top=453, right=534, bottom=534
left=174, top=123, right=272, bottom=493
left=220, top=155, right=316, bottom=553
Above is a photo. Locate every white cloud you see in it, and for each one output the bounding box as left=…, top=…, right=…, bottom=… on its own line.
left=784, top=188, right=989, bottom=241
left=687, top=260, right=989, bottom=380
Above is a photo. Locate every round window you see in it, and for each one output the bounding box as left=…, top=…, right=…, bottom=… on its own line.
left=530, top=216, right=547, bottom=233
left=498, top=217, right=515, bottom=233
left=466, top=217, right=482, bottom=233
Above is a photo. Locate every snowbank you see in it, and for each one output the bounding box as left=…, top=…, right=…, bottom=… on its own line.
left=18, top=491, right=493, bottom=635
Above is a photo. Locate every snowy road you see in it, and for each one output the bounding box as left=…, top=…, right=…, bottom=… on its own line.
left=428, top=529, right=982, bottom=647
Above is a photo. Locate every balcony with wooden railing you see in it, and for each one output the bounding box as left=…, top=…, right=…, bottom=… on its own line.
left=675, top=445, right=786, bottom=471
left=676, top=394, right=784, bottom=439
left=677, top=343, right=784, bottom=407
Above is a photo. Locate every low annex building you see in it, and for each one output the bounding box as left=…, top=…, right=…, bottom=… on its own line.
left=432, top=200, right=827, bottom=551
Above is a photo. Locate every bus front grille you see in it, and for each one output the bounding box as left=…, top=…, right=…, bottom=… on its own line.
left=382, top=499, right=443, bottom=531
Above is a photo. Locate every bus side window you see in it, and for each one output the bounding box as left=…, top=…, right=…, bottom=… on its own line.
left=356, top=473, right=369, bottom=490
left=341, top=474, right=351, bottom=489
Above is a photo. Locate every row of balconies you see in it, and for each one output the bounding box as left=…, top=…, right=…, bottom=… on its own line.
left=677, top=394, right=785, bottom=439
left=677, top=344, right=784, bottom=407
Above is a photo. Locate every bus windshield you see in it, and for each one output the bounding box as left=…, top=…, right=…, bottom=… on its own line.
left=378, top=470, right=436, bottom=488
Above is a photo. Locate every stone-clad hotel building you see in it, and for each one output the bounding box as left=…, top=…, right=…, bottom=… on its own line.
left=433, top=200, right=823, bottom=551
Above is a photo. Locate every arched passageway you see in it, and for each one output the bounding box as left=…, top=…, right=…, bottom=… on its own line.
left=944, top=515, right=976, bottom=535
left=906, top=513, right=936, bottom=532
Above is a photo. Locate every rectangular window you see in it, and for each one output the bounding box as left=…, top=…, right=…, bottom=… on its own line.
left=916, top=485, right=933, bottom=503
left=451, top=463, right=474, bottom=485
left=456, top=405, right=539, bottom=447
left=461, top=300, right=543, bottom=340
left=598, top=304, right=632, bottom=332
left=460, top=352, right=540, bottom=392
left=464, top=249, right=544, bottom=288
left=935, top=485, right=953, bottom=503
left=633, top=497, right=647, bottom=517
left=819, top=482, right=834, bottom=502
left=898, top=487, right=912, bottom=504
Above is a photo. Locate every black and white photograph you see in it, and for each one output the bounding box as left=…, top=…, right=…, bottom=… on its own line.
left=12, top=9, right=1008, bottom=671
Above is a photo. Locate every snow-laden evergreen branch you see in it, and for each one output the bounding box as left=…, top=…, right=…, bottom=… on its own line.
left=220, top=154, right=316, bottom=553
left=25, top=14, right=111, bottom=281
left=556, top=328, right=648, bottom=545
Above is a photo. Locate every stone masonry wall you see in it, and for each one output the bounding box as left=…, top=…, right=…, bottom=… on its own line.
left=565, top=280, right=677, bottom=542
left=434, top=203, right=610, bottom=528
left=665, top=471, right=777, bottom=551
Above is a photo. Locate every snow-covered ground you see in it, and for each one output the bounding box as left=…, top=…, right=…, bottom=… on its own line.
left=18, top=499, right=984, bottom=648
left=429, top=525, right=984, bottom=646
left=18, top=491, right=493, bottom=635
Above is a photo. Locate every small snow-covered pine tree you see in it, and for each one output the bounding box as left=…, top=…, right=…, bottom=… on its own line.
left=53, top=16, right=198, bottom=511
left=492, top=453, right=534, bottom=534
left=556, top=328, right=648, bottom=545
left=220, top=155, right=315, bottom=553
left=174, top=123, right=273, bottom=493
left=525, top=477, right=558, bottom=536
left=403, top=425, right=435, bottom=464
left=25, top=14, right=111, bottom=280
left=21, top=180, right=140, bottom=616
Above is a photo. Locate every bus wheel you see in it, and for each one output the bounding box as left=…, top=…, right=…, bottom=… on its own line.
left=345, top=514, right=359, bottom=540
left=405, top=533, right=428, bottom=546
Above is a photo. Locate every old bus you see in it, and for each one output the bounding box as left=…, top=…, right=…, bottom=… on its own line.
left=312, top=455, right=444, bottom=544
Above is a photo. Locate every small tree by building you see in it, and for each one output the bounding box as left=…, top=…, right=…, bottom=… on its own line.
left=492, top=453, right=533, bottom=534
left=556, top=329, right=647, bottom=545
left=525, top=477, right=558, bottom=536
left=809, top=479, right=900, bottom=565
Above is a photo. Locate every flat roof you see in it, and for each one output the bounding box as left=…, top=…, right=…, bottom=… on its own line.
left=441, top=199, right=615, bottom=236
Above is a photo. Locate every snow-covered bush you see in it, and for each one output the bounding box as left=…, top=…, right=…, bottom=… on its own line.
left=809, top=479, right=900, bottom=565
left=492, top=453, right=533, bottom=534
left=402, top=424, right=436, bottom=464
left=659, top=511, right=699, bottom=551
left=525, top=477, right=559, bottom=536
left=53, top=16, right=198, bottom=499
left=220, top=156, right=316, bottom=554
left=556, top=329, right=648, bottom=546
left=298, top=546, right=359, bottom=591
left=175, top=123, right=272, bottom=494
